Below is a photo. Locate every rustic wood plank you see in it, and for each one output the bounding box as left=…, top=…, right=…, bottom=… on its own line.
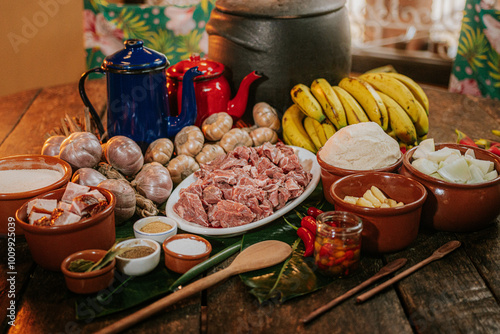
left=5, top=266, right=201, bottom=334
left=0, top=79, right=106, bottom=158
left=206, top=255, right=413, bottom=334
left=0, top=89, right=40, bottom=146
left=0, top=239, right=34, bottom=332
left=455, top=218, right=500, bottom=302
left=425, top=87, right=500, bottom=144
left=385, top=229, right=500, bottom=334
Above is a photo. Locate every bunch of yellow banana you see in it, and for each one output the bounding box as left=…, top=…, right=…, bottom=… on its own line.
left=282, top=104, right=336, bottom=153
left=286, top=72, right=430, bottom=153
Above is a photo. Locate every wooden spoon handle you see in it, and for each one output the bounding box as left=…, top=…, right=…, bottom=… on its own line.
left=95, top=268, right=233, bottom=334
left=356, top=241, right=461, bottom=303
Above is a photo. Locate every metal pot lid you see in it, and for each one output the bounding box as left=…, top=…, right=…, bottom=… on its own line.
left=166, top=54, right=224, bottom=80
left=102, top=39, right=169, bottom=73
left=214, top=0, right=346, bottom=18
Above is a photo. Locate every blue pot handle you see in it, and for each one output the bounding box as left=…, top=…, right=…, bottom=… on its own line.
left=79, top=67, right=106, bottom=137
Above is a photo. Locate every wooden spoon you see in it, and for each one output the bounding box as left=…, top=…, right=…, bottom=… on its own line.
left=356, top=240, right=461, bottom=303
left=96, top=240, right=292, bottom=334
left=302, top=258, right=407, bottom=324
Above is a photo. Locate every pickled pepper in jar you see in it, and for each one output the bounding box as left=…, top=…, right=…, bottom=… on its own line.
left=314, top=211, right=363, bottom=277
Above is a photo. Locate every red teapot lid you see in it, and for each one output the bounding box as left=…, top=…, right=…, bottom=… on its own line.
left=166, top=54, right=224, bottom=81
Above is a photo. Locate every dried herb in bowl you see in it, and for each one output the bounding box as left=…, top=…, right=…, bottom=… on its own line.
left=68, top=243, right=131, bottom=273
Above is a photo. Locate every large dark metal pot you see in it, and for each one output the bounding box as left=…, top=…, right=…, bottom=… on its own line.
left=206, top=0, right=351, bottom=120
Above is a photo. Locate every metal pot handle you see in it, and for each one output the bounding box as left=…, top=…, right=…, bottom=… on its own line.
left=78, top=67, right=106, bottom=137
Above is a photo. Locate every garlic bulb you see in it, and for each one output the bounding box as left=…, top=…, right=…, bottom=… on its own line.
left=105, top=135, right=144, bottom=176
left=98, top=178, right=136, bottom=224
left=132, top=162, right=173, bottom=204
left=59, top=132, right=102, bottom=169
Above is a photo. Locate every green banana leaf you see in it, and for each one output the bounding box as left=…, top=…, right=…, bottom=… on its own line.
left=75, top=183, right=348, bottom=319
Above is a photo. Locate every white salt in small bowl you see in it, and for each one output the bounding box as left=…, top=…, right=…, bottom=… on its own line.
left=162, top=234, right=212, bottom=274
left=115, top=238, right=161, bottom=276
left=133, top=216, right=177, bottom=244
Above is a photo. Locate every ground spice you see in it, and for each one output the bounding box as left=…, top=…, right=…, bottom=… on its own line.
left=120, top=246, right=155, bottom=259
left=140, top=221, right=172, bottom=233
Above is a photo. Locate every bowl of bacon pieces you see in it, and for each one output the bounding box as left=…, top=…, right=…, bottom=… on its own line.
left=15, top=182, right=116, bottom=271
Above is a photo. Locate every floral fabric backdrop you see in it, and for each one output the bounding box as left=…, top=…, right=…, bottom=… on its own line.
left=450, top=0, right=500, bottom=99
left=83, top=0, right=215, bottom=69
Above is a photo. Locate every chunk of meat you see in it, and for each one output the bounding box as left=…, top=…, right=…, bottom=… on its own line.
left=27, top=199, right=57, bottom=215
left=211, top=200, right=256, bottom=228
left=202, top=185, right=223, bottom=205
left=61, top=183, right=90, bottom=203
left=173, top=192, right=209, bottom=227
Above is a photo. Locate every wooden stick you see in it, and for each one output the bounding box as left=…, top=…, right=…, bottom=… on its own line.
left=302, top=258, right=407, bottom=324
left=356, top=240, right=461, bottom=303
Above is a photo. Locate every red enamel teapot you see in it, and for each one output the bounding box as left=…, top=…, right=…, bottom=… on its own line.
left=166, top=55, right=262, bottom=127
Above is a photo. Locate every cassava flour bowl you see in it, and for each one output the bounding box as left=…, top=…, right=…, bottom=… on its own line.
left=0, top=155, right=72, bottom=236
left=317, top=123, right=403, bottom=204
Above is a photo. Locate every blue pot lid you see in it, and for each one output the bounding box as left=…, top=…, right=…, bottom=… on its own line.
left=102, top=39, right=169, bottom=73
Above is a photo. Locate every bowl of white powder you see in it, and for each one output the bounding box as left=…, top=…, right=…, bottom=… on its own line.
left=317, top=123, right=403, bottom=205
left=0, top=155, right=72, bottom=235
left=162, top=234, right=212, bottom=274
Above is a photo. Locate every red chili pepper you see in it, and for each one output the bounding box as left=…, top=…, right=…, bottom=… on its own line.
left=455, top=129, right=478, bottom=147
left=488, top=145, right=500, bottom=156
left=297, top=227, right=315, bottom=257
left=307, top=207, right=323, bottom=219
left=319, top=243, right=336, bottom=258
left=301, top=216, right=317, bottom=235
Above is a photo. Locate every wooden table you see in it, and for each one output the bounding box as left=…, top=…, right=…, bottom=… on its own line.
left=1, top=80, right=500, bottom=334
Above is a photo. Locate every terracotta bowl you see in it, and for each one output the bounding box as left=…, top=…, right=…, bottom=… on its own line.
left=330, top=172, right=427, bottom=253
left=15, top=186, right=116, bottom=271
left=400, top=143, right=500, bottom=232
left=317, top=148, right=403, bottom=205
left=162, top=234, right=212, bottom=274
left=0, top=155, right=72, bottom=236
left=115, top=238, right=161, bottom=276
left=61, top=249, right=115, bottom=294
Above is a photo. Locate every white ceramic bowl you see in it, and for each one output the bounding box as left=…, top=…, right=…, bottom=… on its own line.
left=133, top=216, right=177, bottom=244
left=115, top=238, right=161, bottom=276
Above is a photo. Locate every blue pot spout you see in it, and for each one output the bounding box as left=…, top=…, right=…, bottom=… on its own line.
left=166, top=67, right=203, bottom=138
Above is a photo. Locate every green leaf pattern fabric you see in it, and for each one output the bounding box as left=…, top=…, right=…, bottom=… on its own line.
left=450, top=0, right=500, bottom=99
left=83, top=0, right=215, bottom=69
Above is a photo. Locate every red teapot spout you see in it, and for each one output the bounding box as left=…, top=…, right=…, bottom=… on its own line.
left=226, top=71, right=263, bottom=120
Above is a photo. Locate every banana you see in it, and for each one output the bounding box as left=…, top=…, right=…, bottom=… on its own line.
left=413, top=100, right=429, bottom=137
left=492, top=129, right=500, bottom=137
left=322, top=119, right=336, bottom=141
left=332, top=86, right=370, bottom=125
left=384, top=72, right=429, bottom=114
left=310, top=78, right=347, bottom=129
left=290, top=84, right=326, bottom=123
left=282, top=104, right=317, bottom=153
left=378, top=91, right=417, bottom=145
left=303, top=116, right=325, bottom=150
left=338, top=77, right=388, bottom=130
left=359, top=73, right=420, bottom=123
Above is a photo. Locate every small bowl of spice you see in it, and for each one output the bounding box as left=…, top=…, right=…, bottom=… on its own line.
left=115, top=238, right=161, bottom=276
left=61, top=249, right=115, bottom=294
left=133, top=216, right=177, bottom=244
left=162, top=234, right=212, bottom=274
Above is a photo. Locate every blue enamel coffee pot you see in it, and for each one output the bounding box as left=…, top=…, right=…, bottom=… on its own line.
left=79, top=39, right=202, bottom=149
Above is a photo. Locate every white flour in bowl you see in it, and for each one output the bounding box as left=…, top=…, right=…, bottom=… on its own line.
left=166, top=238, right=207, bottom=255
left=0, top=169, right=63, bottom=194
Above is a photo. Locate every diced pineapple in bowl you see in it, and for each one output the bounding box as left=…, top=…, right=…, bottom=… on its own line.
left=400, top=139, right=500, bottom=232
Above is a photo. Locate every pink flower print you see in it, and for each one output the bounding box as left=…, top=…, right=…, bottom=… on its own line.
left=83, top=10, right=124, bottom=56
left=199, top=31, right=208, bottom=54
left=449, top=75, right=483, bottom=97
left=165, top=6, right=196, bottom=36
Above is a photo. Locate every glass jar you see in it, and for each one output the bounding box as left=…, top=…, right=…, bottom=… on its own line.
left=314, top=211, right=363, bottom=277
